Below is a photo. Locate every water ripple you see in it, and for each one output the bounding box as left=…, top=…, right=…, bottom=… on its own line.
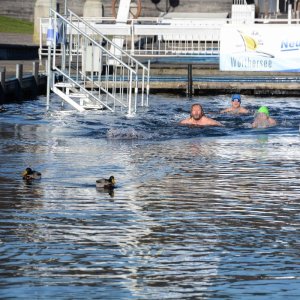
left=0, top=95, right=300, bottom=299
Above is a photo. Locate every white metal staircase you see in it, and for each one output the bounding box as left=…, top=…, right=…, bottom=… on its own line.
left=46, top=9, right=150, bottom=115
left=52, top=81, right=105, bottom=112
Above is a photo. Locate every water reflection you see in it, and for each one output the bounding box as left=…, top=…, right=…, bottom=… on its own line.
left=0, top=95, right=300, bottom=299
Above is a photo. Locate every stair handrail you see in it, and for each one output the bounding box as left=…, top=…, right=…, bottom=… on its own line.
left=64, top=9, right=149, bottom=73
left=53, top=68, right=129, bottom=111
left=49, top=9, right=136, bottom=73
left=48, top=9, right=149, bottom=114
left=48, top=15, right=130, bottom=109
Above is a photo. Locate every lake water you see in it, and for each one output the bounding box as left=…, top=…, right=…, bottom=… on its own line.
left=0, top=94, right=300, bottom=299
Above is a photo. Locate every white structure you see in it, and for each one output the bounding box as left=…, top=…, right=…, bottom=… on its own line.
left=83, top=0, right=103, bottom=18
left=34, top=0, right=104, bottom=44
left=34, top=0, right=57, bottom=43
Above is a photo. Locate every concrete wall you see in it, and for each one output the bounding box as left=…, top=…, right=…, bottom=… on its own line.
left=0, top=0, right=35, bottom=21
left=0, top=1, right=83, bottom=21
left=0, top=0, right=232, bottom=21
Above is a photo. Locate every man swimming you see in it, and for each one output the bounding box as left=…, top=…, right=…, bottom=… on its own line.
left=179, top=103, right=223, bottom=127
left=220, top=94, right=249, bottom=114
left=252, top=106, right=277, bottom=128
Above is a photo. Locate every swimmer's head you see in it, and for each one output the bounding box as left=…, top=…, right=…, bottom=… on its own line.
left=257, top=106, right=269, bottom=117
left=231, top=94, right=241, bottom=102
left=190, top=103, right=204, bottom=120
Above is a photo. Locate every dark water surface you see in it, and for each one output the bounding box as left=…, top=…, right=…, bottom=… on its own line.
left=0, top=94, right=300, bottom=299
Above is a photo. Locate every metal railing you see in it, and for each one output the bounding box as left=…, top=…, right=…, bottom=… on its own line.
left=40, top=8, right=300, bottom=61
left=40, top=16, right=223, bottom=59
left=45, top=9, right=150, bottom=114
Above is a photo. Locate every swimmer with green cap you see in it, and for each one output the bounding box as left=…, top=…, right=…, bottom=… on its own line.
left=252, top=106, right=277, bottom=128
left=257, top=106, right=269, bottom=116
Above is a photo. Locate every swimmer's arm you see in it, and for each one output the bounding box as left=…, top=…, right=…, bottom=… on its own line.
left=252, top=120, right=258, bottom=128
left=220, top=108, right=231, bottom=113
left=269, top=118, right=277, bottom=126
left=216, top=121, right=225, bottom=127
left=209, top=119, right=225, bottom=127
left=240, top=107, right=250, bottom=114
left=179, top=118, right=191, bottom=125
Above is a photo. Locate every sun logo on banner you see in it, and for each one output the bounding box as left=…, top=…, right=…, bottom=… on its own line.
left=238, top=31, right=274, bottom=58
left=241, top=34, right=257, bottom=51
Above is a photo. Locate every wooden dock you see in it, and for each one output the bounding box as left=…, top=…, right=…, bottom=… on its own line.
left=148, top=63, right=300, bottom=95
left=1, top=59, right=300, bottom=105
left=0, top=61, right=46, bottom=103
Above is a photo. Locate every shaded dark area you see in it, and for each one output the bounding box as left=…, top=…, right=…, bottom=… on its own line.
left=0, top=75, right=47, bottom=103
left=0, top=44, right=38, bottom=60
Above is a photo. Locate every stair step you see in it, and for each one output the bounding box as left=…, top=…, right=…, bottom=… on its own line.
left=69, top=93, right=89, bottom=98
left=83, top=104, right=104, bottom=110
left=55, top=82, right=76, bottom=88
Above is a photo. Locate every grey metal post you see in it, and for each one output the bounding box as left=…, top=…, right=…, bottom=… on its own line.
left=0, top=66, right=6, bottom=93
left=33, top=61, right=39, bottom=85
left=16, top=64, right=23, bottom=88
left=46, top=46, right=51, bottom=110
left=187, top=64, right=193, bottom=99
left=288, top=4, right=292, bottom=24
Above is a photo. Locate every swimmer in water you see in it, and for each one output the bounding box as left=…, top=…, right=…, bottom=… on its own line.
left=179, top=103, right=223, bottom=127
left=220, top=94, right=249, bottom=114
left=252, top=106, right=277, bottom=128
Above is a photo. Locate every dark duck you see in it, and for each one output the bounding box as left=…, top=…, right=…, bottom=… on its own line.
left=96, top=176, right=115, bottom=189
left=22, top=167, right=42, bottom=180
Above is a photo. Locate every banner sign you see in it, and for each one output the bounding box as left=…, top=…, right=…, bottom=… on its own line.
left=220, top=25, right=300, bottom=72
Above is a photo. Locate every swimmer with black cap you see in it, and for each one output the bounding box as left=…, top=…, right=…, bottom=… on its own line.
left=252, top=106, right=277, bottom=128
left=220, top=94, right=249, bottom=114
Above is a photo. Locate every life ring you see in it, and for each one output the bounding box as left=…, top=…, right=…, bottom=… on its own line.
left=112, top=0, right=142, bottom=19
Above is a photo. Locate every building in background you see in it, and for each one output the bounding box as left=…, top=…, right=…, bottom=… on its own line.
left=1, top=0, right=298, bottom=22
left=0, top=0, right=233, bottom=21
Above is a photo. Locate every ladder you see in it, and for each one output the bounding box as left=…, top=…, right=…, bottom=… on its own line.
left=45, top=9, right=150, bottom=115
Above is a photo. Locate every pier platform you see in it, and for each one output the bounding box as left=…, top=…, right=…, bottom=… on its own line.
left=148, top=62, right=300, bottom=95
left=0, top=33, right=38, bottom=60
left=0, top=33, right=46, bottom=103
left=0, top=33, right=40, bottom=77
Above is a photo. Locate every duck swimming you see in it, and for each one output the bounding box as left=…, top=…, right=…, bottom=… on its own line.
left=22, top=167, right=42, bottom=180
left=96, top=176, right=116, bottom=189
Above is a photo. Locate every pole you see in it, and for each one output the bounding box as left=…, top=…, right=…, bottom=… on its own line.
left=64, top=0, right=67, bottom=15
left=187, top=64, right=193, bottom=99
left=0, top=66, right=6, bottom=94
left=288, top=3, right=292, bottom=24
left=46, top=16, right=54, bottom=111
left=46, top=45, right=51, bottom=110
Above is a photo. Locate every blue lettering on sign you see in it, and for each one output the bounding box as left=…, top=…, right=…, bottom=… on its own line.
left=281, top=40, right=300, bottom=51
